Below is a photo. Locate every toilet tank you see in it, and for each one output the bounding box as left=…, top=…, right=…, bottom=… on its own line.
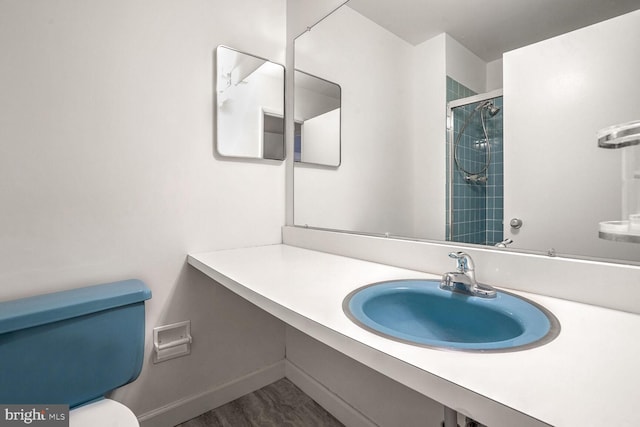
left=0, top=280, right=152, bottom=408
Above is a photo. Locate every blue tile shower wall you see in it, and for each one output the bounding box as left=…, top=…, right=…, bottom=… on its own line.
left=447, top=77, right=476, bottom=102
left=446, top=77, right=503, bottom=245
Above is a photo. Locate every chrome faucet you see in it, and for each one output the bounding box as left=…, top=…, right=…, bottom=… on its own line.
left=440, top=251, right=497, bottom=298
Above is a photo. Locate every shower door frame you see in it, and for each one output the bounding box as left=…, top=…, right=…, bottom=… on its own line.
left=446, top=88, right=503, bottom=242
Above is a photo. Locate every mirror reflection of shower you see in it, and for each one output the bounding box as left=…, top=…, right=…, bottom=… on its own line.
left=447, top=84, right=504, bottom=246
left=454, top=100, right=500, bottom=183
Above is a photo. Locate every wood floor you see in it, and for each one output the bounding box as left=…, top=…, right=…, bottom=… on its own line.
left=175, top=378, right=345, bottom=427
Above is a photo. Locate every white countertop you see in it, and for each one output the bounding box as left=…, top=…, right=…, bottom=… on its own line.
left=188, top=244, right=640, bottom=427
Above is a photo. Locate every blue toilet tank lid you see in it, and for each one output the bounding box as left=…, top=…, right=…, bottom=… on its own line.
left=0, top=279, right=152, bottom=334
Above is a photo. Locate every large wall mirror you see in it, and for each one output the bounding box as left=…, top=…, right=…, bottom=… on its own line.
left=293, top=2, right=640, bottom=264
left=215, top=46, right=285, bottom=160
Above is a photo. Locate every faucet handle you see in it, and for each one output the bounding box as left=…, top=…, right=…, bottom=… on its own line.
left=448, top=251, right=474, bottom=272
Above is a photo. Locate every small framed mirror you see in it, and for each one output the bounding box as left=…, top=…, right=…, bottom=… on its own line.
left=215, top=46, right=285, bottom=160
left=294, top=70, right=341, bottom=167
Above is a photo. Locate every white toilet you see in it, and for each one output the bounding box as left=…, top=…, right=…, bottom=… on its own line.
left=0, top=280, right=152, bottom=426
left=70, top=399, right=139, bottom=426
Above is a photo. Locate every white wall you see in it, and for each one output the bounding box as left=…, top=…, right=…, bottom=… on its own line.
left=486, top=58, right=504, bottom=91
left=0, top=0, right=287, bottom=422
left=286, top=327, right=445, bottom=427
left=301, top=108, right=341, bottom=165
left=445, top=34, right=487, bottom=94
left=293, top=5, right=416, bottom=236
left=503, top=9, right=640, bottom=262
left=410, top=34, right=448, bottom=240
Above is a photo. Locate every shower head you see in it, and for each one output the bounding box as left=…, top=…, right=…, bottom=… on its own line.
left=475, top=100, right=500, bottom=117
left=487, top=103, right=500, bottom=117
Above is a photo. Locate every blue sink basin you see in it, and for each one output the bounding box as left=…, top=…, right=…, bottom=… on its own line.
left=344, top=280, right=560, bottom=352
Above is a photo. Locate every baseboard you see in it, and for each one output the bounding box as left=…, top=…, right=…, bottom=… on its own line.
left=138, top=360, right=286, bottom=427
left=285, top=360, right=377, bottom=427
